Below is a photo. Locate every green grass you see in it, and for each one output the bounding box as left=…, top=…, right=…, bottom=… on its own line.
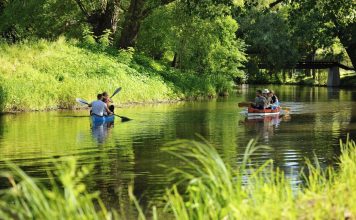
left=0, top=37, right=232, bottom=112
left=0, top=158, right=113, bottom=219
left=0, top=38, right=234, bottom=112
left=161, top=138, right=356, bottom=219
left=0, top=37, right=178, bottom=111
left=1, top=138, right=356, bottom=219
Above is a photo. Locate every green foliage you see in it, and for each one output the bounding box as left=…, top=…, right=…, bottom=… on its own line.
left=0, top=38, right=241, bottom=111
left=0, top=0, right=353, bottom=92
left=239, top=10, right=299, bottom=71
left=82, top=27, right=96, bottom=46
left=138, top=2, right=247, bottom=78
left=160, top=70, right=217, bottom=98
left=137, top=6, right=173, bottom=59
left=162, top=138, right=356, bottom=219
left=0, top=157, right=112, bottom=219
left=118, top=47, right=135, bottom=65
left=98, top=29, right=113, bottom=48
left=0, top=0, right=83, bottom=41
left=0, top=38, right=178, bottom=111
left=289, top=0, right=356, bottom=67
left=0, top=76, right=7, bottom=112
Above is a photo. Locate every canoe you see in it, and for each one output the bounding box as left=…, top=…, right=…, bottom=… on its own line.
left=91, top=115, right=115, bottom=124
left=247, top=107, right=281, bottom=116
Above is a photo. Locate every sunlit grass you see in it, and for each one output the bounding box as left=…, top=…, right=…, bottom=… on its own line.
left=1, top=138, right=356, bottom=219
left=0, top=38, right=233, bottom=111
left=0, top=158, right=113, bottom=219
left=0, top=38, right=177, bottom=111
left=162, top=138, right=356, bottom=219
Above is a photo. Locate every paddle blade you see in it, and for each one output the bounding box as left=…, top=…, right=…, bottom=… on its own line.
left=110, top=87, right=122, bottom=98
left=76, top=98, right=89, bottom=105
left=115, top=114, right=132, bottom=122
left=120, top=116, right=132, bottom=122
left=238, top=102, right=251, bottom=108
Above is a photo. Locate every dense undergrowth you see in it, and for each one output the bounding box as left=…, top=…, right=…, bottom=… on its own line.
left=1, top=138, right=356, bottom=219
left=0, top=38, right=233, bottom=112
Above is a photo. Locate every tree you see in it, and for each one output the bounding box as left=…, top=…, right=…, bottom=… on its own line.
left=0, top=0, right=83, bottom=41
left=237, top=9, right=299, bottom=71
left=0, top=0, right=123, bottom=41
left=289, top=0, right=356, bottom=68
left=137, top=1, right=247, bottom=78
left=74, top=0, right=122, bottom=37
left=118, top=0, right=175, bottom=49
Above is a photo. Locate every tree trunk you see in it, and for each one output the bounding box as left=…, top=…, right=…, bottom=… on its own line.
left=171, top=52, right=178, bottom=67
left=75, top=0, right=120, bottom=38
left=119, top=0, right=145, bottom=49
left=338, top=23, right=356, bottom=69
left=345, top=43, right=356, bottom=69
left=88, top=1, right=120, bottom=37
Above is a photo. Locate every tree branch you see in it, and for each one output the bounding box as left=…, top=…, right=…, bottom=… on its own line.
left=74, top=0, right=90, bottom=18
left=269, top=0, right=285, bottom=8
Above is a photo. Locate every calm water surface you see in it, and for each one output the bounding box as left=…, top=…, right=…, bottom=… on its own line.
left=1, top=85, right=356, bottom=209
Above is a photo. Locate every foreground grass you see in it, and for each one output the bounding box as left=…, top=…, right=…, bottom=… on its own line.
left=1, top=138, right=356, bottom=219
left=163, top=139, right=356, bottom=219
left=0, top=38, right=231, bottom=112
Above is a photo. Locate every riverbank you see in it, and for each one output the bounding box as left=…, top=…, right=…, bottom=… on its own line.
left=1, top=138, right=355, bottom=219
left=248, top=71, right=356, bottom=87
left=0, top=38, right=230, bottom=112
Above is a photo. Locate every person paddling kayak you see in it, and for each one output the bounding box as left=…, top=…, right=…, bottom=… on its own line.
left=102, top=91, right=115, bottom=113
left=89, top=94, right=113, bottom=116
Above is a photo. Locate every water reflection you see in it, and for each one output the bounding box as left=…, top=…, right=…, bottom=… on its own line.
left=91, top=122, right=114, bottom=143
left=240, top=115, right=281, bottom=143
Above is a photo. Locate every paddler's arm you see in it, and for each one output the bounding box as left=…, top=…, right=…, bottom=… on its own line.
left=105, top=104, right=113, bottom=115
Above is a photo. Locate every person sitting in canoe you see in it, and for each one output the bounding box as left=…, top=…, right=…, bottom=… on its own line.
left=262, top=89, right=271, bottom=104
left=102, top=92, right=115, bottom=114
left=251, top=90, right=268, bottom=109
left=269, top=90, right=279, bottom=105
left=89, top=94, right=113, bottom=116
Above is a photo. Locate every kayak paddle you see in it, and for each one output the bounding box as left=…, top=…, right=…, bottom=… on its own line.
left=110, top=87, right=122, bottom=98
left=110, top=87, right=132, bottom=121
left=238, top=102, right=252, bottom=107
left=114, top=114, right=131, bottom=122
left=76, top=98, right=89, bottom=105
left=76, top=97, right=132, bottom=122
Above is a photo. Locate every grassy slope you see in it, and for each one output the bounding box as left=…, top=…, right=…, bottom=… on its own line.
left=0, top=38, right=179, bottom=111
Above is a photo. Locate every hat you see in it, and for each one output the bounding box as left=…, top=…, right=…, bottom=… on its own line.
left=262, top=89, right=270, bottom=94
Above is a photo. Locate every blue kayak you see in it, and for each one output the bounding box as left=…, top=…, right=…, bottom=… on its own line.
left=91, top=115, right=115, bottom=124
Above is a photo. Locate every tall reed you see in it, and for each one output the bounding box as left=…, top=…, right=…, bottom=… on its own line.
left=161, top=138, right=356, bottom=219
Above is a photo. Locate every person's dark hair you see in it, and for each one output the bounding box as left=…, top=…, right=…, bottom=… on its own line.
left=256, top=90, right=262, bottom=94
left=102, top=92, right=108, bottom=96
left=97, top=94, right=103, bottom=99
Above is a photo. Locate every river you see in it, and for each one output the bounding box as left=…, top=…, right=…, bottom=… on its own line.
left=1, top=85, right=356, bottom=210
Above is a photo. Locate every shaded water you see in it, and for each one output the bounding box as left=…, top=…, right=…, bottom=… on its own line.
left=1, top=85, right=356, bottom=209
